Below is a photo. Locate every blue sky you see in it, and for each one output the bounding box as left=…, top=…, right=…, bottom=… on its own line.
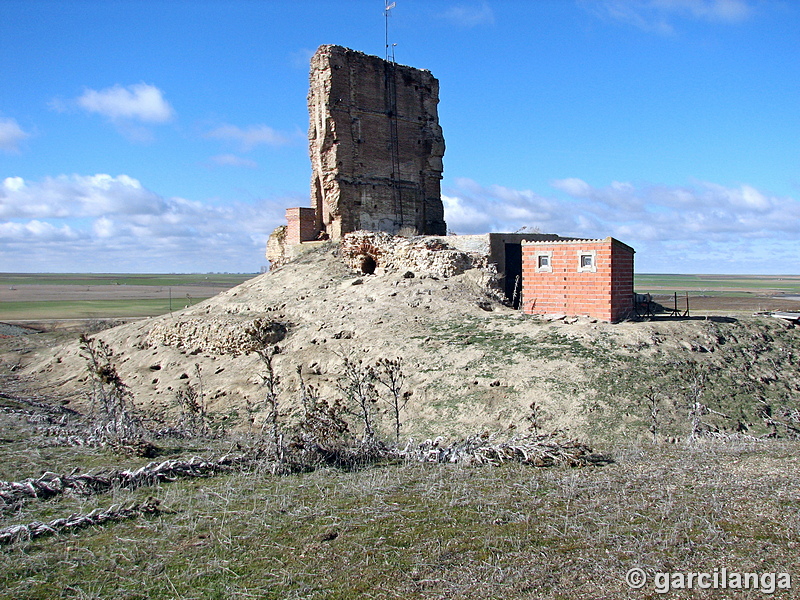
left=1, top=0, right=798, bottom=274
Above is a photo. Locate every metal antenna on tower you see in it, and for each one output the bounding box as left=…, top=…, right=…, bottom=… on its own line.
left=384, top=1, right=396, bottom=62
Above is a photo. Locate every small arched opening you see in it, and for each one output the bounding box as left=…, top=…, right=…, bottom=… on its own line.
left=360, top=254, right=377, bottom=275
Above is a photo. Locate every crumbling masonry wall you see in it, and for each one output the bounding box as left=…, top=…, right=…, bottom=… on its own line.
left=339, top=231, right=488, bottom=279
left=308, top=45, right=446, bottom=239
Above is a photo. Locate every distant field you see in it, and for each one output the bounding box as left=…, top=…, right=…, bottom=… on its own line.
left=635, top=273, right=800, bottom=315
left=0, top=299, right=204, bottom=320
left=1, top=272, right=798, bottom=321
left=0, top=273, right=254, bottom=287
left=0, top=273, right=256, bottom=321
left=635, top=273, right=800, bottom=296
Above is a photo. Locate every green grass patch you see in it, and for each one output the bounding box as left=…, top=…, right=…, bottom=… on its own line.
left=2, top=444, right=799, bottom=599
left=0, top=298, right=205, bottom=320
left=0, top=273, right=255, bottom=287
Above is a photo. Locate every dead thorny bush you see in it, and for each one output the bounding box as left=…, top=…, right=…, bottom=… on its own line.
left=173, top=363, right=211, bottom=438
left=525, top=400, right=549, bottom=436
left=0, top=497, right=163, bottom=545
left=245, top=321, right=285, bottom=470
left=373, top=357, right=410, bottom=444
left=79, top=334, right=146, bottom=445
left=285, top=366, right=356, bottom=468
left=335, top=350, right=380, bottom=443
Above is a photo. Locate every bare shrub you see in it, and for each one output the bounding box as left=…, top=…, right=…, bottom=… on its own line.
left=373, top=357, right=409, bottom=443
left=174, top=363, right=211, bottom=437
left=335, top=351, right=380, bottom=443
left=79, top=334, right=144, bottom=443
left=287, top=366, right=355, bottom=468
left=670, top=359, right=733, bottom=441
left=524, top=400, right=549, bottom=435
left=246, top=320, right=286, bottom=469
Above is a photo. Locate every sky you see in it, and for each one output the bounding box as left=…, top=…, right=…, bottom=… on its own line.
left=1, top=0, right=798, bottom=274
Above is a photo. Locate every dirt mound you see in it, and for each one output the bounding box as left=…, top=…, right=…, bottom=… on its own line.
left=11, top=239, right=800, bottom=443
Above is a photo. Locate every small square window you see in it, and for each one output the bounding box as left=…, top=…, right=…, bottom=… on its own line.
left=535, top=251, right=553, bottom=273
left=577, top=251, right=597, bottom=273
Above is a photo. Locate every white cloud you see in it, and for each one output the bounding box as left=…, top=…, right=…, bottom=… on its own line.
left=0, top=118, right=30, bottom=153
left=3, top=176, right=25, bottom=192
left=587, top=0, right=753, bottom=33
left=443, top=177, right=572, bottom=234
left=208, top=154, right=259, bottom=169
left=551, top=177, right=592, bottom=197
left=0, top=173, right=295, bottom=272
left=205, top=124, right=295, bottom=152
left=443, top=177, right=800, bottom=274
left=654, top=0, right=752, bottom=22
left=77, top=83, right=175, bottom=123
left=0, top=220, right=80, bottom=242
left=442, top=194, right=494, bottom=233
left=0, top=174, right=167, bottom=219
left=551, top=177, right=799, bottom=238
left=441, top=2, right=495, bottom=27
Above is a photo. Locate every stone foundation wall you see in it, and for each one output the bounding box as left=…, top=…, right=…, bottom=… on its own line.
left=146, top=317, right=285, bottom=356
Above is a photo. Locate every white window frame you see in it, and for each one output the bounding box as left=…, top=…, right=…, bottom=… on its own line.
left=536, top=251, right=553, bottom=273
left=577, top=250, right=597, bottom=273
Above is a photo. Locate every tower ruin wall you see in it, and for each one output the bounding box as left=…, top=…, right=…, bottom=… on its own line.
left=308, top=45, right=446, bottom=240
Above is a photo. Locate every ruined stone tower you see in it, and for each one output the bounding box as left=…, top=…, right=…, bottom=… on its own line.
left=308, top=45, right=446, bottom=239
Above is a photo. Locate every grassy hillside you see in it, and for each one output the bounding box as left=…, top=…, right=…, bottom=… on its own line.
left=1, top=254, right=799, bottom=598
left=1, top=392, right=797, bottom=600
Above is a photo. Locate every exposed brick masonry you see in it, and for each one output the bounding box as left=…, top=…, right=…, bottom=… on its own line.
left=285, top=207, right=317, bottom=246
left=308, top=45, right=446, bottom=239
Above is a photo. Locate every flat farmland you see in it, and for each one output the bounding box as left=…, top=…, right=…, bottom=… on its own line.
left=1, top=272, right=798, bottom=322
left=635, top=273, right=800, bottom=314
left=0, top=273, right=256, bottom=321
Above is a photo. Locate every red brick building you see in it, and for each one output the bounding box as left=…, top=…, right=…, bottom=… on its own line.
left=521, top=237, right=634, bottom=323
left=284, top=207, right=318, bottom=246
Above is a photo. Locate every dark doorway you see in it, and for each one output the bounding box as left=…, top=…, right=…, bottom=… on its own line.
left=360, top=255, right=377, bottom=275
left=504, top=243, right=523, bottom=309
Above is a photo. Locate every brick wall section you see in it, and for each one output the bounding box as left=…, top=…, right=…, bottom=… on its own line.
left=609, top=240, right=635, bottom=322
left=308, top=45, right=446, bottom=239
left=285, top=207, right=318, bottom=246
left=521, top=237, right=634, bottom=323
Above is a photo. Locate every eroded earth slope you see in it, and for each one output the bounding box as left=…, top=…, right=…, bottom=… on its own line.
left=8, top=241, right=800, bottom=443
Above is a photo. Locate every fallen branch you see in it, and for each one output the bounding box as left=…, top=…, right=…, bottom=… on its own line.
left=0, top=497, right=162, bottom=545
left=0, top=391, right=81, bottom=418
left=0, top=454, right=250, bottom=509
left=394, top=432, right=602, bottom=467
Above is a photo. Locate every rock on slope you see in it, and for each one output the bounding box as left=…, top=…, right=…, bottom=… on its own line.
left=19, top=240, right=800, bottom=442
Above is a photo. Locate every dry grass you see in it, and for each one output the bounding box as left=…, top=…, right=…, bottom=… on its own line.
left=1, top=433, right=798, bottom=599
left=1, top=295, right=798, bottom=598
